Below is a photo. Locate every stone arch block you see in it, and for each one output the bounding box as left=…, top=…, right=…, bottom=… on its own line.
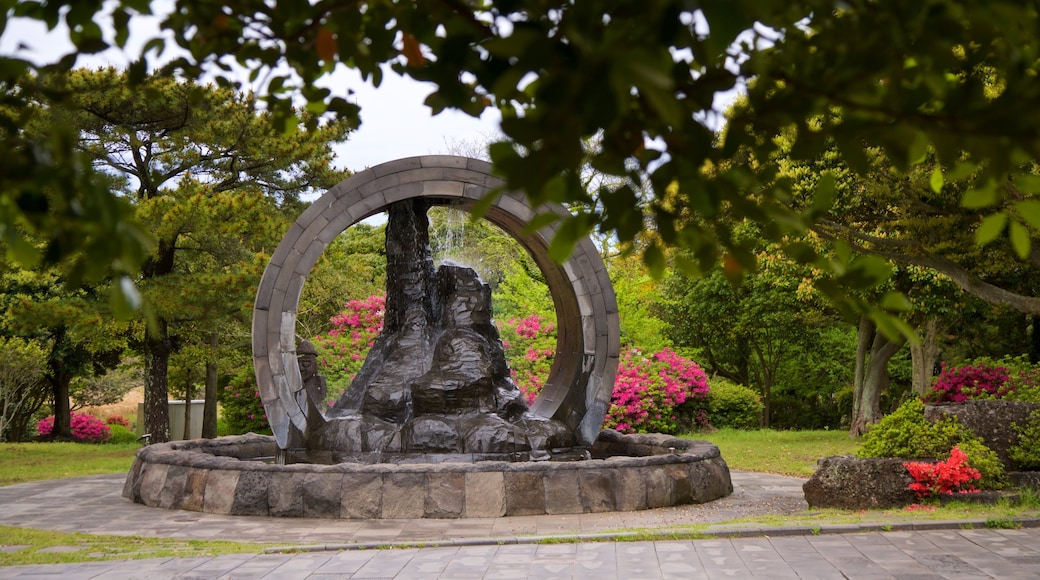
left=252, top=156, right=619, bottom=448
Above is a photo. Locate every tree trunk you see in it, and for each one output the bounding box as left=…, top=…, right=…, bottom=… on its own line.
left=203, top=331, right=219, bottom=438
left=752, top=343, right=779, bottom=428
left=850, top=316, right=872, bottom=437
left=47, top=374, right=73, bottom=439
left=141, top=238, right=176, bottom=443
left=909, top=317, right=944, bottom=396
left=46, top=328, right=72, bottom=439
left=849, top=324, right=906, bottom=437
left=143, top=317, right=172, bottom=443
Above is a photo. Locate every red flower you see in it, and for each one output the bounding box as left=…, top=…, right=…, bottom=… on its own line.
left=903, top=445, right=981, bottom=499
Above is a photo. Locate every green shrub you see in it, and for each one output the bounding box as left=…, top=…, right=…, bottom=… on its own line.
left=955, top=438, right=1007, bottom=489
left=1009, top=410, right=1040, bottom=470
left=220, top=366, right=271, bottom=436
left=698, top=378, right=763, bottom=430
left=106, top=424, right=139, bottom=444
left=1002, top=357, right=1040, bottom=403
left=858, top=399, right=1006, bottom=489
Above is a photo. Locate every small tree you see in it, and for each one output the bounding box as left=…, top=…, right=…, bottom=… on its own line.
left=0, top=337, right=48, bottom=442
left=70, top=358, right=142, bottom=410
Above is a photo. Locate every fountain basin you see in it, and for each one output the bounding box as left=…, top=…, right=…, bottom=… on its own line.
left=123, top=431, right=733, bottom=519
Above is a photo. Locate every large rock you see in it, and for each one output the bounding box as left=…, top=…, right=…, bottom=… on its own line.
left=927, top=405, right=1040, bottom=473
left=803, top=456, right=918, bottom=509
left=924, top=400, right=1040, bottom=470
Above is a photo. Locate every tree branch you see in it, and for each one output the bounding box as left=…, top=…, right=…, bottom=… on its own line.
left=811, top=224, right=1040, bottom=315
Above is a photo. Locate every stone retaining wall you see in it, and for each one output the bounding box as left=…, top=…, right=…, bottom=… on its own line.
left=123, top=431, right=733, bottom=519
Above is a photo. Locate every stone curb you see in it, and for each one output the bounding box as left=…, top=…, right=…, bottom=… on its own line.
left=261, top=516, right=1040, bottom=554
left=124, top=433, right=735, bottom=519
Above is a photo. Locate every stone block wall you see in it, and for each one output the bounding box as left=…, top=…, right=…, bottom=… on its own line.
left=123, top=432, right=733, bottom=519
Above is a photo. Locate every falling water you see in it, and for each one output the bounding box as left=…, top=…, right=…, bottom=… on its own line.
left=436, top=205, right=468, bottom=268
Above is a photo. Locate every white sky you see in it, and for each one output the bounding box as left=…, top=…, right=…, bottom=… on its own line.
left=0, top=12, right=503, bottom=173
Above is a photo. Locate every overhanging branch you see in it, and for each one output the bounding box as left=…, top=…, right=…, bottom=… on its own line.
left=811, top=223, right=1040, bottom=315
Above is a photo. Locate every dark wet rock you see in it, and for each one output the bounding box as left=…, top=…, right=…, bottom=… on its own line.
left=924, top=401, right=1040, bottom=470
left=406, top=416, right=461, bottom=453
left=803, top=456, right=918, bottom=509
left=1009, top=471, right=1040, bottom=491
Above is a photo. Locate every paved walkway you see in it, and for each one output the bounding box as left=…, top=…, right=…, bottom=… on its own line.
left=2, top=471, right=1040, bottom=578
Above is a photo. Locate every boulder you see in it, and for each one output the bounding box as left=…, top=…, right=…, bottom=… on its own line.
left=924, top=400, right=1040, bottom=470
left=803, top=456, right=918, bottom=509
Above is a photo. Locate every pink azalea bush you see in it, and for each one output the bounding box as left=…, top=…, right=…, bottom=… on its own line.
left=927, top=362, right=1013, bottom=403
left=497, top=314, right=556, bottom=405
left=605, top=347, right=710, bottom=434
left=499, top=314, right=711, bottom=434
left=313, top=294, right=386, bottom=395
left=37, top=412, right=110, bottom=443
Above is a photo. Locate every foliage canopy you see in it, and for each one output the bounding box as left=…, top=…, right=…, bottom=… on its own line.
left=4, top=1, right=1040, bottom=330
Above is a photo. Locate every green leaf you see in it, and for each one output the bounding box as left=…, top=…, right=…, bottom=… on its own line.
left=834, top=136, right=870, bottom=175
left=673, top=254, right=701, bottom=277
left=521, top=211, right=561, bottom=236
left=1014, top=199, right=1040, bottom=230
left=872, top=311, right=919, bottom=345
left=110, top=276, right=142, bottom=320
left=1013, top=173, right=1040, bottom=194
left=839, top=255, right=892, bottom=289
left=700, top=0, right=750, bottom=61
left=469, top=186, right=500, bottom=220
left=929, top=167, right=943, bottom=194
left=783, top=241, right=818, bottom=264
left=5, top=231, right=42, bottom=268
left=975, top=212, right=1007, bottom=246
left=639, top=82, right=682, bottom=127
left=907, top=132, right=931, bottom=166
left=961, top=182, right=998, bottom=209
left=548, top=215, right=589, bottom=263
left=642, top=244, right=666, bottom=280
left=113, top=9, right=130, bottom=48
left=946, top=160, right=978, bottom=181
left=811, top=172, right=836, bottom=215
left=1009, top=220, right=1031, bottom=259
left=879, top=291, right=912, bottom=312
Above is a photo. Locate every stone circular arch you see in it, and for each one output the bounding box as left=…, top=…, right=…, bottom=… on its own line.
left=252, top=156, right=619, bottom=449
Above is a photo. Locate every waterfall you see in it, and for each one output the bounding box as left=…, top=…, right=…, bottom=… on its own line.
left=438, top=205, right=467, bottom=267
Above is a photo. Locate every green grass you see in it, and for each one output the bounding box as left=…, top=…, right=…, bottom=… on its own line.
left=0, top=442, right=139, bottom=487
left=0, top=525, right=268, bottom=566
left=684, top=428, right=861, bottom=477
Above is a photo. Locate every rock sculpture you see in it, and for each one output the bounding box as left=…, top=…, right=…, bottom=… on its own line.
left=310, top=199, right=573, bottom=460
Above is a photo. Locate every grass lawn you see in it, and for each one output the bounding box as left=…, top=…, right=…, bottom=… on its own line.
left=0, top=525, right=269, bottom=567
left=685, top=428, right=861, bottom=477
left=0, top=442, right=139, bottom=487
